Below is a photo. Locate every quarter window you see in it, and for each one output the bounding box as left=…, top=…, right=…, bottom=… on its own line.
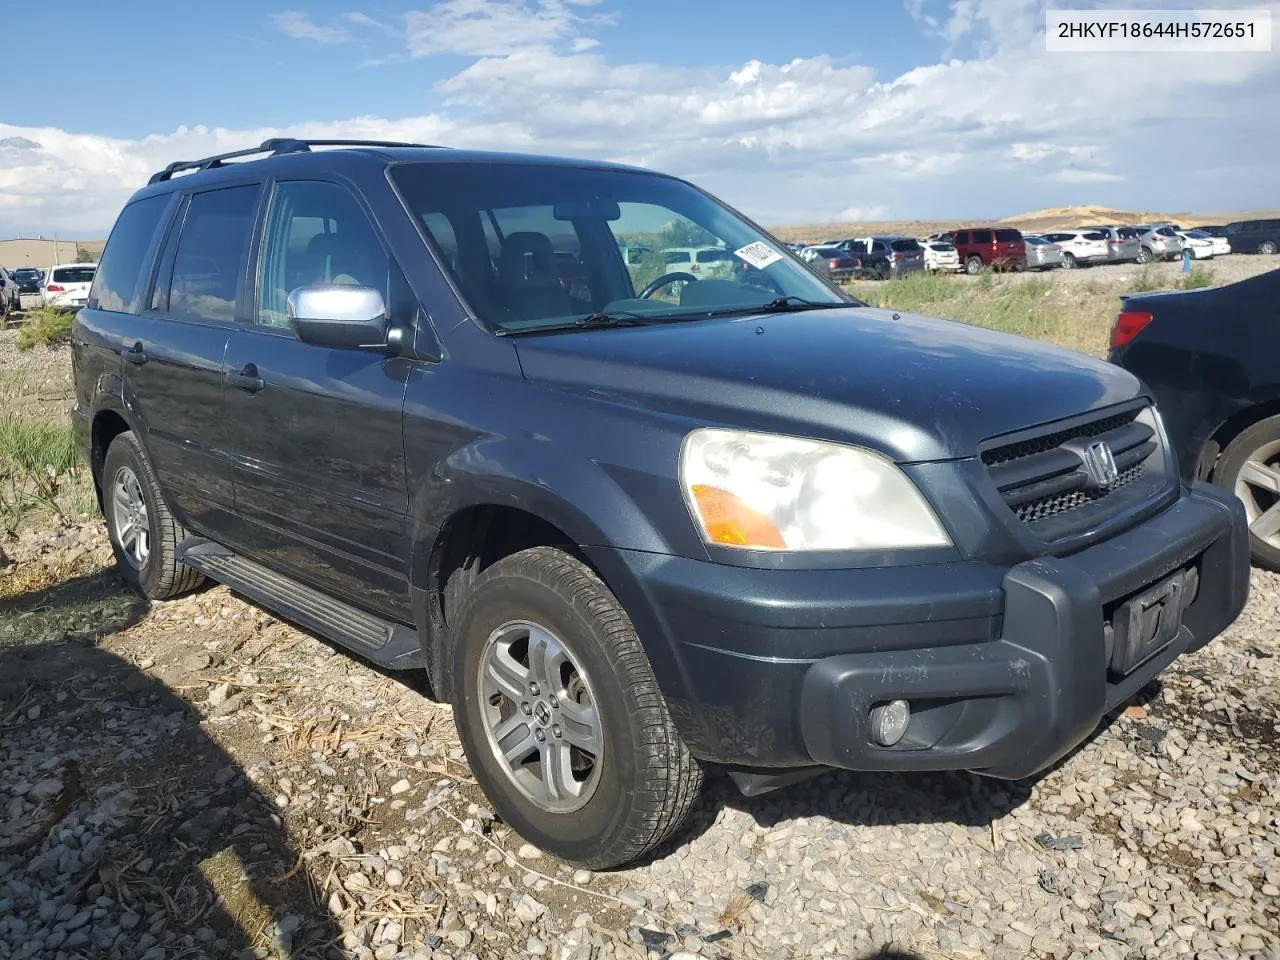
left=91, top=195, right=169, bottom=313
left=257, top=181, right=389, bottom=329
left=167, top=185, right=260, bottom=324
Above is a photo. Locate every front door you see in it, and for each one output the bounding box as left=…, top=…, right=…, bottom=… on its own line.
left=120, top=184, right=262, bottom=536
left=222, top=179, right=413, bottom=617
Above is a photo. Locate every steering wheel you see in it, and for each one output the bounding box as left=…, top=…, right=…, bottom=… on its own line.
left=638, top=272, right=698, bottom=300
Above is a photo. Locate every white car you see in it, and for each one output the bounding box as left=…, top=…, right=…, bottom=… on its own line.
left=922, top=240, right=961, bottom=272
left=1042, top=230, right=1110, bottom=269
left=43, top=263, right=97, bottom=310
left=660, top=246, right=734, bottom=280
left=1176, top=229, right=1230, bottom=259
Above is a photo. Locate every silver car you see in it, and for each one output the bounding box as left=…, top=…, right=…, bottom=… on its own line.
left=1022, top=235, right=1063, bottom=270
left=1136, top=226, right=1184, bottom=263
left=1083, top=226, right=1142, bottom=263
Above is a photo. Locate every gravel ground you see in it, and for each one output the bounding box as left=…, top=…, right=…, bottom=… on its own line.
left=2, top=519, right=1277, bottom=960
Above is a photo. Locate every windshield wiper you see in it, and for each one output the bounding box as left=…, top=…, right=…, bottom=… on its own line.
left=757, top=296, right=850, bottom=313
left=499, top=311, right=657, bottom=336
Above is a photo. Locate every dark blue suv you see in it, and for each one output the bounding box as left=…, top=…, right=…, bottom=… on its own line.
left=72, top=139, right=1250, bottom=868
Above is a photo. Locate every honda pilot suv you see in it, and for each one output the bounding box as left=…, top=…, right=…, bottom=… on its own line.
left=73, top=139, right=1249, bottom=868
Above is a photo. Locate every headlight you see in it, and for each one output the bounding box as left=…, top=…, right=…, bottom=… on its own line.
left=680, top=429, right=951, bottom=551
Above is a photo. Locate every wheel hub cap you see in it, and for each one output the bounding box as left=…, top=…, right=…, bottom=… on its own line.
left=110, top=466, right=150, bottom=569
left=478, top=620, right=603, bottom=813
left=1235, top=439, right=1280, bottom=550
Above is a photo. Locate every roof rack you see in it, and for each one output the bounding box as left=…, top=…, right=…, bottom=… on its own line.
left=147, top=138, right=443, bottom=185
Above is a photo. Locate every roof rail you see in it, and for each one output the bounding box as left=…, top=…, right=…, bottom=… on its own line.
left=147, top=138, right=443, bottom=185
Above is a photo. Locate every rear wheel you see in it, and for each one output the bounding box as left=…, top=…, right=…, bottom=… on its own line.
left=1216, top=416, right=1280, bottom=570
left=964, top=256, right=983, bottom=275
left=102, top=432, right=204, bottom=600
left=1261, top=240, right=1277, bottom=256
left=449, top=547, right=702, bottom=868
left=1136, top=246, right=1152, bottom=264
left=1061, top=252, right=1077, bottom=269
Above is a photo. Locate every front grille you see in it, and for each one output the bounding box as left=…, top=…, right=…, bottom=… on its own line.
left=981, top=406, right=1164, bottom=539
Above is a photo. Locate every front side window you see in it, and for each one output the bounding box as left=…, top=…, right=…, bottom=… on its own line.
left=257, top=181, right=390, bottom=329
left=92, top=194, right=169, bottom=313
left=390, top=162, right=844, bottom=334
left=168, top=185, right=260, bottom=324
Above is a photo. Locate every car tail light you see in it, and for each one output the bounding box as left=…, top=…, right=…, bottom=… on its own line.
left=46, top=283, right=65, bottom=293
left=826, top=258, right=840, bottom=270
left=893, top=252, right=905, bottom=261
left=689, top=264, right=699, bottom=274
left=1111, top=310, right=1153, bottom=349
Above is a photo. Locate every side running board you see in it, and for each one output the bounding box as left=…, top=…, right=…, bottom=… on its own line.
left=177, top=539, right=424, bottom=670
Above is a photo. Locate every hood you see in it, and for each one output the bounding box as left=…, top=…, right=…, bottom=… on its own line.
left=513, top=307, right=1144, bottom=462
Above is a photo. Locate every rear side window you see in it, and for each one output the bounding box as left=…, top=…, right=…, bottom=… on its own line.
left=664, top=251, right=692, bottom=264
left=1082, top=232, right=1107, bottom=241
left=167, top=185, right=260, bottom=324
left=51, top=266, right=96, bottom=283
left=890, top=239, right=920, bottom=252
left=972, top=230, right=993, bottom=243
left=695, top=249, right=729, bottom=263
left=1117, top=228, right=1139, bottom=239
left=994, top=230, right=1021, bottom=242
left=91, top=195, right=169, bottom=313
left=1156, top=227, right=1176, bottom=237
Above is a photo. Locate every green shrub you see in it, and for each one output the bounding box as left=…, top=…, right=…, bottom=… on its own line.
left=1177, top=265, right=1214, bottom=290
left=0, top=417, right=84, bottom=534
left=16, top=306, right=74, bottom=350
left=1128, top=266, right=1162, bottom=293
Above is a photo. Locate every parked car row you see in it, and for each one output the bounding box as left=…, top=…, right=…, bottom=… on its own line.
left=790, top=216, right=1279, bottom=281
left=0, top=263, right=99, bottom=311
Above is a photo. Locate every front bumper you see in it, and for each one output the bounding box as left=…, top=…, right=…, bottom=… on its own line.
left=589, top=483, right=1248, bottom=780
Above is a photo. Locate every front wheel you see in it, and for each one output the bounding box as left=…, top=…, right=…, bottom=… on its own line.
left=450, top=547, right=703, bottom=868
left=1061, top=252, right=1077, bottom=269
left=102, top=431, right=204, bottom=600
left=1261, top=240, right=1277, bottom=256
left=1136, top=247, right=1152, bottom=264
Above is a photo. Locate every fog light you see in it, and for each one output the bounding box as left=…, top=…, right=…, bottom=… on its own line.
left=869, top=699, right=911, bottom=747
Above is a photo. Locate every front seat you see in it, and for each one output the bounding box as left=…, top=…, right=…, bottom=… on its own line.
left=496, top=232, right=576, bottom=322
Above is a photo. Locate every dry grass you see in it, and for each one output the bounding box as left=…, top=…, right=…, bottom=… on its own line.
left=843, top=271, right=1117, bottom=357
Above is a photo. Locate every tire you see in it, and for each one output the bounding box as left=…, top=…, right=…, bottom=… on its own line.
left=1215, top=416, right=1280, bottom=571
left=102, top=431, right=205, bottom=600
left=1136, top=247, right=1152, bottom=264
left=449, top=546, right=702, bottom=868
left=964, top=256, right=983, bottom=276
left=1013, top=260, right=1027, bottom=273
left=1261, top=240, right=1277, bottom=256
left=1062, top=252, right=1077, bottom=269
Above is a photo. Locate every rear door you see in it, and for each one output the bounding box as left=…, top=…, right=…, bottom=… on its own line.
left=220, top=178, right=414, bottom=616
left=120, top=183, right=263, bottom=534
left=994, top=229, right=1023, bottom=261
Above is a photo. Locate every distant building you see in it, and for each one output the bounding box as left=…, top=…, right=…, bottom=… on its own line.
left=0, top=238, right=106, bottom=271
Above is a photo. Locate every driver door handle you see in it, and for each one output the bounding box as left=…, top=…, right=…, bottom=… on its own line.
left=226, top=363, right=265, bottom=393
left=121, top=342, right=147, bottom=365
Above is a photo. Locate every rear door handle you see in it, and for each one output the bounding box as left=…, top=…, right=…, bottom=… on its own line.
left=226, top=364, right=265, bottom=393
left=121, top=343, right=147, bottom=365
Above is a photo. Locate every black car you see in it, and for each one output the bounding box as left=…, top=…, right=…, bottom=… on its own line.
left=1221, top=218, right=1280, bottom=255
left=72, top=138, right=1249, bottom=868
left=833, top=238, right=892, bottom=279
left=1110, top=267, right=1280, bottom=569
left=11, top=267, right=43, bottom=294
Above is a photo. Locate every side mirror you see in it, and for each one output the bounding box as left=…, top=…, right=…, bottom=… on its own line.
left=287, top=285, right=390, bottom=351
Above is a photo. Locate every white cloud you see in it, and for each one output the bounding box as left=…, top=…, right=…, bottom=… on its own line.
left=269, top=11, right=352, bottom=44
left=839, top=205, right=891, bottom=221
left=4, top=0, right=1280, bottom=234
left=404, top=0, right=608, bottom=58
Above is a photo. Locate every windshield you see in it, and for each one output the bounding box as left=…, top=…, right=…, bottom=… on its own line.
left=390, top=161, right=847, bottom=333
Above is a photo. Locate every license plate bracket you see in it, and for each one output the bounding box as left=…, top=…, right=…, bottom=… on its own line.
left=1108, top=566, right=1198, bottom=676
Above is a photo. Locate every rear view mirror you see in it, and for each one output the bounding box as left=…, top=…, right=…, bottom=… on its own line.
left=287, top=285, right=390, bottom=351
left=553, top=198, right=621, bottom=221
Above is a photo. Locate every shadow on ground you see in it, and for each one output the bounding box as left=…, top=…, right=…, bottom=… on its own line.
left=0, top=571, right=341, bottom=959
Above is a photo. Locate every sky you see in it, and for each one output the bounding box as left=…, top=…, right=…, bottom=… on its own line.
left=1, top=0, right=1277, bottom=236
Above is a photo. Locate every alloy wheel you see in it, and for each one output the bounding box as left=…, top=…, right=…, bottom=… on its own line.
left=477, top=620, right=604, bottom=813
left=110, top=465, right=150, bottom=569
left=1235, top=439, right=1280, bottom=550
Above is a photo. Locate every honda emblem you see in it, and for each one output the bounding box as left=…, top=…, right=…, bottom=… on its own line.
left=1081, top=440, right=1120, bottom=488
